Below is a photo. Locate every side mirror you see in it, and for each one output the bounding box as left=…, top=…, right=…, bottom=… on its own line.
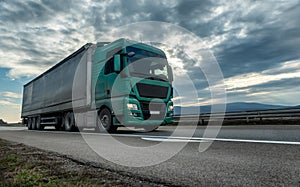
left=114, top=54, right=121, bottom=72
left=167, top=65, right=173, bottom=82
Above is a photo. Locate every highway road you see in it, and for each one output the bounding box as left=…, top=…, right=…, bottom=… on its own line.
left=0, top=125, right=300, bottom=186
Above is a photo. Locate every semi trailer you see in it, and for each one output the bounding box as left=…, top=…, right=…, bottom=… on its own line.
left=21, top=38, right=174, bottom=132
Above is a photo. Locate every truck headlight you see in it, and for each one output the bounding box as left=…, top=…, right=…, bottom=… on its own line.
left=127, top=103, right=138, bottom=110
left=168, top=105, right=174, bottom=111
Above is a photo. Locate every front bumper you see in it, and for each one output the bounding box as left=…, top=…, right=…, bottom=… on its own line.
left=113, top=97, right=174, bottom=126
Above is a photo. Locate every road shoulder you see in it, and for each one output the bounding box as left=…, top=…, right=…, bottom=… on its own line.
left=0, top=138, right=166, bottom=187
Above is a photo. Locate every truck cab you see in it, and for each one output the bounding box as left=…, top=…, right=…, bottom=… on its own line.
left=93, top=39, right=174, bottom=132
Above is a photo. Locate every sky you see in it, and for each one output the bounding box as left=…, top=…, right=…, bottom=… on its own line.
left=1, top=0, right=300, bottom=122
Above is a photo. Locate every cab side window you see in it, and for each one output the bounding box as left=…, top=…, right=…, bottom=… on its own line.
left=104, top=48, right=122, bottom=75
left=104, top=57, right=114, bottom=75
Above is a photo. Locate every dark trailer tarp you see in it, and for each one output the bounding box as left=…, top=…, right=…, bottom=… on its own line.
left=21, top=44, right=92, bottom=117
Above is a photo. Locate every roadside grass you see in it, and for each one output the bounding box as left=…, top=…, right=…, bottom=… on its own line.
left=0, top=142, right=99, bottom=187
left=0, top=139, right=164, bottom=187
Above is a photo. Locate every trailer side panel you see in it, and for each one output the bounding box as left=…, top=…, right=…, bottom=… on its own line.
left=21, top=44, right=91, bottom=117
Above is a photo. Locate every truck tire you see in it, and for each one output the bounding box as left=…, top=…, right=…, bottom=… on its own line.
left=64, top=112, right=75, bottom=132
left=28, top=118, right=32, bottom=130
left=32, top=117, right=37, bottom=130
left=36, top=116, right=44, bottom=130
left=96, top=108, right=117, bottom=133
left=143, top=125, right=159, bottom=132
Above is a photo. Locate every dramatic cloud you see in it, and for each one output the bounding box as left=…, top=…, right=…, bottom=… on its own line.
left=0, top=0, right=95, bottom=78
left=0, top=0, right=300, bottom=122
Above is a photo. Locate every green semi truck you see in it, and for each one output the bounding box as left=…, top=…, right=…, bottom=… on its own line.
left=21, top=39, right=174, bottom=132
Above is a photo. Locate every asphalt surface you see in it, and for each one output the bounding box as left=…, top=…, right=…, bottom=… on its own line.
left=0, top=125, right=300, bottom=186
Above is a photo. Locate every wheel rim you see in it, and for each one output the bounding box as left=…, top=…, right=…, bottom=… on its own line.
left=32, top=117, right=36, bottom=130
left=36, top=117, right=41, bottom=130
left=64, top=112, right=74, bottom=131
left=101, top=114, right=109, bottom=128
left=28, top=118, right=32, bottom=129
left=65, top=116, right=71, bottom=130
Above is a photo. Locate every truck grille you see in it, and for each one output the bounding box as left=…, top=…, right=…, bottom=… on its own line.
left=140, top=102, right=166, bottom=120
left=136, top=83, right=168, bottom=99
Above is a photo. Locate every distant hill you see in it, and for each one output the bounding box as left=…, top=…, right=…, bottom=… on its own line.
left=174, top=102, right=295, bottom=115
left=290, top=105, right=300, bottom=109
left=0, top=119, right=7, bottom=125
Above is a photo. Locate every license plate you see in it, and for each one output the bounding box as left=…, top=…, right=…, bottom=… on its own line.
left=150, top=111, right=160, bottom=115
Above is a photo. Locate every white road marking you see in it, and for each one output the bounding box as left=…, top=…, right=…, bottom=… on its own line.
left=34, top=130, right=300, bottom=145
left=141, top=137, right=211, bottom=143
left=141, top=136, right=300, bottom=145
left=3, top=127, right=300, bottom=145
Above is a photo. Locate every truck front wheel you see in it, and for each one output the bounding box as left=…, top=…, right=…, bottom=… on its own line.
left=96, top=108, right=117, bottom=133
left=143, top=125, right=159, bottom=132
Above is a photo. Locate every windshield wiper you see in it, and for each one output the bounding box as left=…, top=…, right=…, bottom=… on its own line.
left=130, top=72, right=148, bottom=78
left=130, top=72, right=168, bottom=82
left=147, top=76, right=167, bottom=82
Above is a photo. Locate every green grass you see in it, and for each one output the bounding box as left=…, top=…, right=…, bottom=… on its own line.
left=0, top=138, right=161, bottom=187
left=0, top=140, right=103, bottom=187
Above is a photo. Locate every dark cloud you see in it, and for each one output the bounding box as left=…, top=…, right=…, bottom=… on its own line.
left=212, top=2, right=300, bottom=78
left=89, top=1, right=177, bottom=35
left=176, top=0, right=213, bottom=16
left=0, top=1, right=51, bottom=23
left=248, top=78, right=300, bottom=92
left=41, top=0, right=79, bottom=12
left=0, top=0, right=300, bottom=104
left=174, top=0, right=217, bottom=36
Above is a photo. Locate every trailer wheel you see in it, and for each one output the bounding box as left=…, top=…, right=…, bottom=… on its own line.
left=36, top=116, right=44, bottom=130
left=28, top=118, right=32, bottom=130
left=96, top=108, right=117, bottom=133
left=64, top=112, right=75, bottom=132
left=32, top=117, right=37, bottom=130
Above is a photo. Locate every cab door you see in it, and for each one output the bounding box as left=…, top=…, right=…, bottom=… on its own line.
left=103, top=57, right=117, bottom=99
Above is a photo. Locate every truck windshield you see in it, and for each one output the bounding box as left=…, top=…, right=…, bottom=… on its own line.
left=126, top=46, right=169, bottom=82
